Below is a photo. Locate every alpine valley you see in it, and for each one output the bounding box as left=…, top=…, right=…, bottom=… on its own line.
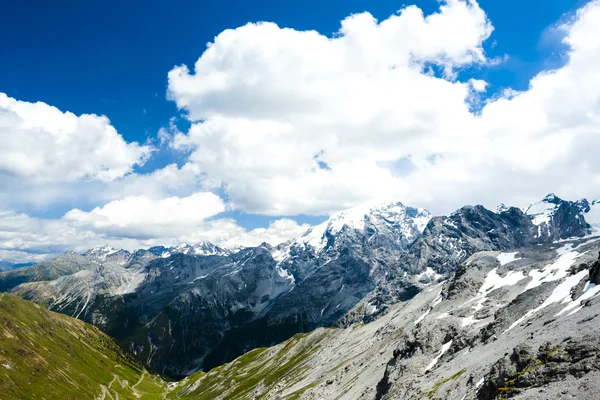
left=2, top=194, right=600, bottom=399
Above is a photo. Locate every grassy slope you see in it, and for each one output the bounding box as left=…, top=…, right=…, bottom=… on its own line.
left=0, top=292, right=341, bottom=400
left=168, top=330, right=332, bottom=400
left=0, top=293, right=167, bottom=400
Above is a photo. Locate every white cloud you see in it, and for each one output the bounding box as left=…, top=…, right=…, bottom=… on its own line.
left=3, top=0, right=600, bottom=263
left=165, top=0, right=600, bottom=215
left=166, top=0, right=492, bottom=215
left=469, top=78, right=488, bottom=92
left=177, top=218, right=311, bottom=249
left=0, top=93, right=153, bottom=183
left=64, top=192, right=227, bottom=238
left=0, top=202, right=310, bottom=263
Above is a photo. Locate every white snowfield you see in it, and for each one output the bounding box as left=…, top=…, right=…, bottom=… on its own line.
left=525, top=200, right=558, bottom=226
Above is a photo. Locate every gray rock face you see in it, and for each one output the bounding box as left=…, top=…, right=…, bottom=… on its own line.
left=165, top=236, right=600, bottom=400
left=587, top=253, right=600, bottom=285
left=477, top=338, right=600, bottom=399
left=372, top=237, right=600, bottom=400
left=525, top=193, right=591, bottom=241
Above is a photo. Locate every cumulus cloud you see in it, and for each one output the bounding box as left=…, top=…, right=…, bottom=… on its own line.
left=166, top=0, right=600, bottom=215
left=0, top=203, right=310, bottom=263
left=3, top=0, right=600, bottom=263
left=64, top=192, right=227, bottom=238
left=0, top=93, right=153, bottom=183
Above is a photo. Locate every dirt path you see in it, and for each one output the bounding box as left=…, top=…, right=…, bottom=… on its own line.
left=130, top=370, right=146, bottom=398
left=97, top=385, right=115, bottom=400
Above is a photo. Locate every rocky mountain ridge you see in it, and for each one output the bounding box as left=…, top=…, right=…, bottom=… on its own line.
left=3, top=194, right=600, bottom=378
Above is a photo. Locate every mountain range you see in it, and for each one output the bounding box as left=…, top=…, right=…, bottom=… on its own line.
left=1, top=193, right=600, bottom=399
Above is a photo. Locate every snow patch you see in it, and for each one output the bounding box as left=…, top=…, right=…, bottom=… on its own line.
left=523, top=244, right=582, bottom=292
left=464, top=268, right=527, bottom=312
left=414, top=291, right=442, bottom=325
left=475, top=377, right=485, bottom=389
left=425, top=340, right=452, bottom=372
left=461, top=315, right=477, bottom=327
left=525, top=198, right=558, bottom=226
left=188, top=274, right=208, bottom=284
left=557, top=282, right=600, bottom=316
left=414, top=308, right=431, bottom=325
left=276, top=265, right=295, bottom=285
left=496, top=252, right=522, bottom=266
left=416, top=267, right=444, bottom=282
left=505, top=269, right=589, bottom=333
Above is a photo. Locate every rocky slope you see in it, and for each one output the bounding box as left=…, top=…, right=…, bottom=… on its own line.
left=165, top=236, right=600, bottom=399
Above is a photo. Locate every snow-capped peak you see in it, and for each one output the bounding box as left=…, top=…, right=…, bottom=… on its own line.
left=83, top=245, right=119, bottom=258
left=156, top=242, right=233, bottom=257
left=525, top=194, right=562, bottom=226
left=299, top=201, right=432, bottom=252
left=82, top=245, right=130, bottom=265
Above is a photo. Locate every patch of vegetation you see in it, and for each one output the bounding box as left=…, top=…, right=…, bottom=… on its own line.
left=494, top=344, right=560, bottom=399
left=424, top=368, right=467, bottom=399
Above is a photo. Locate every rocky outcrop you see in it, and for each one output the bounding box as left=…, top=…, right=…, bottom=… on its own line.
left=478, top=338, right=600, bottom=399
left=588, top=253, right=600, bottom=285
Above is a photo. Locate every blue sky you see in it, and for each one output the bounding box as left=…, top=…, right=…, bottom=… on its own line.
left=0, top=0, right=585, bottom=146
left=1, top=0, right=600, bottom=262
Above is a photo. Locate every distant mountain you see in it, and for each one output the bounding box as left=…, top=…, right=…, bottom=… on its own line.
left=0, top=261, right=35, bottom=272
left=147, top=242, right=233, bottom=258
left=0, top=252, right=99, bottom=292
left=83, top=245, right=132, bottom=265
left=10, top=201, right=434, bottom=376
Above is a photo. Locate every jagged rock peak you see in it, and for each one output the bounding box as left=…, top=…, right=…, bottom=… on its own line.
left=495, top=203, right=509, bottom=213
left=523, top=193, right=592, bottom=240
left=298, top=201, right=432, bottom=252
left=147, top=241, right=233, bottom=258
left=82, top=245, right=130, bottom=258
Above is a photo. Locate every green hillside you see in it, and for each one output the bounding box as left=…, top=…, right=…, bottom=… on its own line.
left=0, top=293, right=167, bottom=400
left=0, top=292, right=337, bottom=400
